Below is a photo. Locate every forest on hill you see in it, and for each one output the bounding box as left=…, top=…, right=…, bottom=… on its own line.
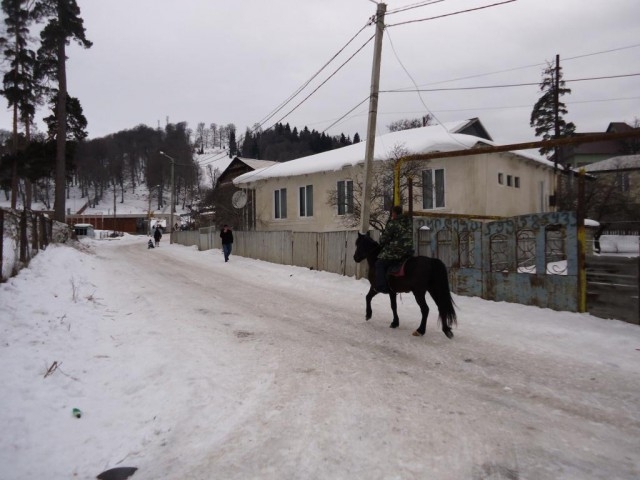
left=0, top=120, right=359, bottom=214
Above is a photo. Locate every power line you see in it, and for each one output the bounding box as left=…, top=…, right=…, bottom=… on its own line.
left=380, top=72, right=640, bottom=93
left=564, top=43, right=640, bottom=61
left=261, top=33, right=375, bottom=133
left=321, top=96, right=370, bottom=133
left=256, top=20, right=373, bottom=129
left=402, top=42, right=640, bottom=91
left=387, top=0, right=517, bottom=27
left=313, top=94, right=640, bottom=133
left=407, top=96, right=640, bottom=114
left=386, top=0, right=447, bottom=16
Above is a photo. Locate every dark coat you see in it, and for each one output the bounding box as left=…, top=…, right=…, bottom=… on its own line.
left=153, top=228, right=162, bottom=241
left=220, top=229, right=233, bottom=245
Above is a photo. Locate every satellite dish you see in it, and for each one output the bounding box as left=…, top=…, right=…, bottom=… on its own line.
left=232, top=190, right=247, bottom=209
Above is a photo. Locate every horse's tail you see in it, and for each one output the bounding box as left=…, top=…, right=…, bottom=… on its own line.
left=429, top=258, right=457, bottom=328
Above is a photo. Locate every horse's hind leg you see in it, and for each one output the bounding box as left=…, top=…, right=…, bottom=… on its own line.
left=441, top=317, right=454, bottom=339
left=389, top=293, right=399, bottom=328
left=411, top=291, right=429, bottom=336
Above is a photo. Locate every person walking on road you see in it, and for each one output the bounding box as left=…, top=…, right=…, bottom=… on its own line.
left=220, top=225, right=234, bottom=262
left=153, top=226, right=163, bottom=247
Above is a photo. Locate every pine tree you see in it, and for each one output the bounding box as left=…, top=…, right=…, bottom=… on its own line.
left=530, top=59, right=575, bottom=158
left=35, top=0, right=91, bottom=221
left=1, top=0, right=42, bottom=208
left=228, top=125, right=237, bottom=158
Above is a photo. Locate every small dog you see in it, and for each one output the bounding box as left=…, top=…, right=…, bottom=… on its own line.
left=148, top=239, right=155, bottom=249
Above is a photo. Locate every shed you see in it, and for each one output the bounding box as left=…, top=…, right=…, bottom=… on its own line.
left=74, top=223, right=95, bottom=238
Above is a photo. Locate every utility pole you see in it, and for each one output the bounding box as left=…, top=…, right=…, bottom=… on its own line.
left=159, top=151, right=176, bottom=244
left=359, top=2, right=386, bottom=234
left=170, top=158, right=175, bottom=243
left=553, top=54, right=561, bottom=211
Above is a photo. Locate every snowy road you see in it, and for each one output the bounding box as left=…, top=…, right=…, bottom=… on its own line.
left=2, top=237, right=640, bottom=479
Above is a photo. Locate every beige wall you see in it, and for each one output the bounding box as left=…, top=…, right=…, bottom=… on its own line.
left=244, top=152, right=555, bottom=232
left=412, top=153, right=555, bottom=217
left=251, top=167, right=360, bottom=232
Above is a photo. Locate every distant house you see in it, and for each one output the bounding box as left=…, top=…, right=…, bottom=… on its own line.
left=212, top=156, right=277, bottom=229
left=233, top=118, right=557, bottom=232
left=583, top=154, right=640, bottom=222
left=557, top=122, right=640, bottom=168
left=73, top=223, right=95, bottom=238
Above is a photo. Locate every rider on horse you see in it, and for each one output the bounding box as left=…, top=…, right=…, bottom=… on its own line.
left=375, top=205, right=414, bottom=293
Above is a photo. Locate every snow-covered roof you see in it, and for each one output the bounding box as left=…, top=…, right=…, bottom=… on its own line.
left=236, top=158, right=278, bottom=170
left=583, top=154, right=640, bottom=172
left=234, top=120, right=553, bottom=185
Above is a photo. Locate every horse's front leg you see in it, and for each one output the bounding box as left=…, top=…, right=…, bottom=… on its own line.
left=389, top=292, right=400, bottom=329
left=411, top=291, right=429, bottom=336
left=365, top=286, right=377, bottom=320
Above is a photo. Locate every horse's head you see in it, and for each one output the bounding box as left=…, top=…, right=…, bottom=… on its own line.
left=353, top=232, right=379, bottom=263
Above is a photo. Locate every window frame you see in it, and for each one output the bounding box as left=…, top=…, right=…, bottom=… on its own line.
left=274, top=188, right=287, bottom=219
left=299, top=184, right=313, bottom=217
left=422, top=167, right=446, bottom=210
left=337, top=180, right=354, bottom=215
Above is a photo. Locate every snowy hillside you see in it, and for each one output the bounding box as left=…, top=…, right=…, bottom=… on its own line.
left=0, top=147, right=232, bottom=216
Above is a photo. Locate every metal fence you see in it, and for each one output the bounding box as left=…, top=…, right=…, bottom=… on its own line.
left=415, top=212, right=580, bottom=312
left=586, top=255, right=639, bottom=325
left=173, top=216, right=638, bottom=322
left=174, top=227, right=364, bottom=278
left=1, top=208, right=54, bottom=282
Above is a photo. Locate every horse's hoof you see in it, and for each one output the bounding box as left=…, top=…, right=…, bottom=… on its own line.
left=444, top=330, right=454, bottom=339
left=412, top=330, right=424, bottom=337
left=389, top=322, right=399, bottom=329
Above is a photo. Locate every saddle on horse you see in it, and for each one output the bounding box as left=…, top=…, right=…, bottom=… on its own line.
left=387, top=257, right=410, bottom=278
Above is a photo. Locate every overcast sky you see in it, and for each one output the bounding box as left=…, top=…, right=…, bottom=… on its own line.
left=2, top=0, right=639, bottom=145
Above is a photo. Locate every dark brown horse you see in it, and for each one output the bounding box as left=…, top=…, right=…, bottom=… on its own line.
left=353, top=232, right=457, bottom=338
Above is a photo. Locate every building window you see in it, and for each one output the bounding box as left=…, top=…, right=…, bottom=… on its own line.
left=498, top=173, right=504, bottom=185
left=422, top=168, right=445, bottom=209
left=616, top=172, right=630, bottom=193
left=515, top=177, right=520, bottom=188
left=337, top=180, right=353, bottom=215
left=274, top=188, right=287, bottom=219
left=507, top=175, right=513, bottom=187
left=299, top=185, right=313, bottom=217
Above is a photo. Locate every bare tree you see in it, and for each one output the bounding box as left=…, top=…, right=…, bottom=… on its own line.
left=211, top=124, right=217, bottom=148
left=195, top=122, right=206, bottom=153
left=206, top=164, right=221, bottom=190
left=387, top=115, right=434, bottom=132
left=326, top=144, right=424, bottom=231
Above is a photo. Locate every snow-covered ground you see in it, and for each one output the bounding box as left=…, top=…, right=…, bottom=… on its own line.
left=1, top=235, right=639, bottom=480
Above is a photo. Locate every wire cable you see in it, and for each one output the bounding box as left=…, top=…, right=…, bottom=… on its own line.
left=255, top=20, right=374, bottom=130
left=261, top=33, right=375, bottom=133
left=387, top=0, right=517, bottom=28
left=386, top=0, right=447, bottom=16
left=380, top=72, right=640, bottom=93
left=321, top=96, right=371, bottom=133
left=385, top=27, right=470, bottom=148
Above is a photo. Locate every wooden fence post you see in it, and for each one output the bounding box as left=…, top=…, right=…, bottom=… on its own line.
left=20, top=209, right=27, bottom=263
left=577, top=170, right=587, bottom=313
left=0, top=209, right=4, bottom=278
left=32, top=212, right=38, bottom=251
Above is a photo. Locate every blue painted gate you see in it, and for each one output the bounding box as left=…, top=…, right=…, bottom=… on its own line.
left=414, top=212, right=579, bottom=311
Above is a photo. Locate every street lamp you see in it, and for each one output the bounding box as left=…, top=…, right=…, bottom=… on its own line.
left=159, top=151, right=176, bottom=244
